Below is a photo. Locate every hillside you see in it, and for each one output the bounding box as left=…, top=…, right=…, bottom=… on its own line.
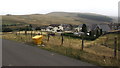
left=110, top=16, right=118, bottom=23
left=2, top=12, right=113, bottom=26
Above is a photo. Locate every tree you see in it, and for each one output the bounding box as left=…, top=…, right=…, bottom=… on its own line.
left=29, top=24, right=32, bottom=28
left=81, top=24, right=87, bottom=35
left=96, top=29, right=99, bottom=38
left=100, top=29, right=102, bottom=35
left=89, top=31, right=94, bottom=37
left=35, top=27, right=41, bottom=30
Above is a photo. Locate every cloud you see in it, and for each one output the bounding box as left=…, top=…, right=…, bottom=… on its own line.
left=0, top=0, right=119, bottom=16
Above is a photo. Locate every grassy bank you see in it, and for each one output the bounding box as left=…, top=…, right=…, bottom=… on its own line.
left=2, top=32, right=120, bottom=66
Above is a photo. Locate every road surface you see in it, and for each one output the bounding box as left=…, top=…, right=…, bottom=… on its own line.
left=2, top=39, right=94, bottom=66
left=0, top=39, right=2, bottom=67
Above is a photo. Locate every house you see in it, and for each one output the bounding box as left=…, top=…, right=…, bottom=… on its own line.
left=46, top=24, right=74, bottom=32
left=61, top=24, right=73, bottom=33
left=72, top=25, right=79, bottom=32
left=87, top=24, right=111, bottom=35
left=46, top=24, right=63, bottom=32
left=46, top=26, right=53, bottom=32
left=75, top=24, right=111, bottom=36
left=30, top=24, right=39, bottom=30
left=108, top=23, right=120, bottom=30
left=73, top=24, right=89, bottom=36
left=96, top=24, right=111, bottom=33
left=39, top=26, right=48, bottom=31
left=87, top=24, right=98, bottom=32
left=75, top=24, right=98, bottom=32
left=74, top=24, right=83, bottom=32
left=35, top=26, right=48, bottom=31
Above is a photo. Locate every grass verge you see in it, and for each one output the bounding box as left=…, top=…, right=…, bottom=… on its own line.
left=2, top=32, right=120, bottom=66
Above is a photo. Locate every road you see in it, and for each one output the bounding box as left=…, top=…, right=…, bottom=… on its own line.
left=0, top=39, right=2, bottom=67
left=2, top=39, right=94, bottom=66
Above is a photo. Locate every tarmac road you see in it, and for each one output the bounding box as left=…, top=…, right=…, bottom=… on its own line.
left=2, top=39, right=94, bottom=66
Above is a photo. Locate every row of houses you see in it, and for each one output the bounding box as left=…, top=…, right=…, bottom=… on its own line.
left=37, top=24, right=112, bottom=31
left=33, top=23, right=119, bottom=36
left=36, top=24, right=74, bottom=33
left=75, top=24, right=111, bottom=33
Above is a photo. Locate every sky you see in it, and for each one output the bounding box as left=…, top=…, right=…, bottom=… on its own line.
left=0, top=0, right=119, bottom=16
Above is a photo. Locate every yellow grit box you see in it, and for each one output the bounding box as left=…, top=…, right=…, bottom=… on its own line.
left=32, top=35, right=43, bottom=45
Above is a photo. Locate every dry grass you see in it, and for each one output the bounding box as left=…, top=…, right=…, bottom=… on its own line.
left=2, top=32, right=120, bottom=66
left=2, top=12, right=110, bottom=26
left=84, top=45, right=114, bottom=57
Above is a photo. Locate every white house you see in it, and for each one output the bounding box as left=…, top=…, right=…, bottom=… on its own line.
left=46, top=24, right=63, bottom=32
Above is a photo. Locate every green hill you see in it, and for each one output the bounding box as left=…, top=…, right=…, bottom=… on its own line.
left=2, top=12, right=113, bottom=26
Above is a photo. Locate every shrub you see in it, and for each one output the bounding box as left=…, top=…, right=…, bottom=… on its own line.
left=63, top=33, right=97, bottom=40
left=2, top=28, right=13, bottom=32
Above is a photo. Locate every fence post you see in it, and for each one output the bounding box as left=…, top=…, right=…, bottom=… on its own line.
left=41, top=30, right=42, bottom=35
left=104, top=37, right=108, bottom=47
left=19, top=30, right=20, bottom=35
left=47, top=33, right=50, bottom=42
left=81, top=36, right=84, bottom=50
left=16, top=31, right=17, bottom=35
left=33, top=31, right=35, bottom=36
left=25, top=30, right=27, bottom=43
left=114, top=37, right=117, bottom=58
left=31, top=30, right=33, bottom=37
left=81, top=33, right=84, bottom=50
left=61, top=33, right=64, bottom=45
left=25, top=30, right=27, bottom=35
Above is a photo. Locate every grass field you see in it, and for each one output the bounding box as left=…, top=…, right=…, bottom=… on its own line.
left=2, top=31, right=120, bottom=66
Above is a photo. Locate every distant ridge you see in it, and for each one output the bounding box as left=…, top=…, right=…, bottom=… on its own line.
left=2, top=12, right=114, bottom=26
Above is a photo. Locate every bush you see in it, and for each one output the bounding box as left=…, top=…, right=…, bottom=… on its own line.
left=63, top=33, right=97, bottom=40
left=16, top=27, right=32, bottom=31
left=35, top=27, right=41, bottom=30
left=2, top=28, right=13, bottom=32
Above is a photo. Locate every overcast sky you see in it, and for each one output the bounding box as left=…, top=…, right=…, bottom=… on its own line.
left=0, top=0, right=119, bottom=16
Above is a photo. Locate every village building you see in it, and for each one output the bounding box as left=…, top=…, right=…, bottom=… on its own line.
left=46, top=24, right=74, bottom=33
left=96, top=24, right=111, bottom=33
left=74, top=24, right=111, bottom=36
left=61, top=24, right=73, bottom=33
left=46, top=24, right=63, bottom=32
left=108, top=23, right=120, bottom=30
